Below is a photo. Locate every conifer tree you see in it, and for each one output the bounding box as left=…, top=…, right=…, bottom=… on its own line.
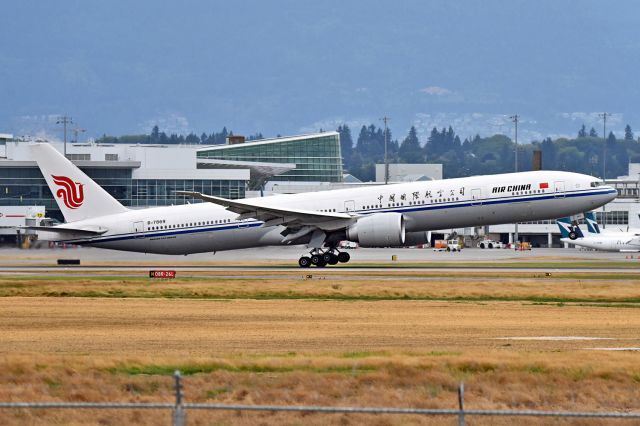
left=398, top=126, right=423, bottom=163
left=578, top=124, right=587, bottom=138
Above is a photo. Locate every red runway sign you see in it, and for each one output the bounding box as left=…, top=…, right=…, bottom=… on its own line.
left=149, top=270, right=176, bottom=279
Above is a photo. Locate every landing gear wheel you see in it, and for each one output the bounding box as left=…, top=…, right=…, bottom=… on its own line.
left=322, top=252, right=339, bottom=265
left=568, top=231, right=578, bottom=240
left=337, top=252, right=350, bottom=263
left=298, top=256, right=311, bottom=268
left=310, top=254, right=323, bottom=265
left=315, top=259, right=327, bottom=268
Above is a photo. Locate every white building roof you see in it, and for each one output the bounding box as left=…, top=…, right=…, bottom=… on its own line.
left=196, top=131, right=339, bottom=152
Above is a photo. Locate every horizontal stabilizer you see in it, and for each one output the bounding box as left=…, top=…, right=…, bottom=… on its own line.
left=21, top=226, right=108, bottom=236
left=8, top=225, right=109, bottom=242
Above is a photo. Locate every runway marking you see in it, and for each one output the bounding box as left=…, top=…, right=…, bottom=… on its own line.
left=585, top=347, right=640, bottom=351
left=494, top=336, right=615, bottom=341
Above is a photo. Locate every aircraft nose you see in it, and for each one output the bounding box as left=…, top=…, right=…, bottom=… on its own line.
left=602, top=185, right=618, bottom=202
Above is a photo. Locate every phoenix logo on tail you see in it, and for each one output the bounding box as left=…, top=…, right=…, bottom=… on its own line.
left=52, top=175, right=84, bottom=209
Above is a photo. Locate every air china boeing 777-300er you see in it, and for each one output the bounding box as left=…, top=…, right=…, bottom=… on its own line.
left=29, top=143, right=616, bottom=267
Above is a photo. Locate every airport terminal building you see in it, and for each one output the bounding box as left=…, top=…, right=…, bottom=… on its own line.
left=0, top=132, right=342, bottom=221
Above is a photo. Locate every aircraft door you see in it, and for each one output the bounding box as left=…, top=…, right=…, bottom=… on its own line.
left=133, top=221, right=145, bottom=238
left=344, top=200, right=356, bottom=212
left=471, top=188, right=482, bottom=206
left=554, top=181, right=565, bottom=198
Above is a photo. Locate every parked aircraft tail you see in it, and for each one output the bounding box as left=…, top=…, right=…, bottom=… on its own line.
left=584, top=211, right=601, bottom=234
left=556, top=217, right=584, bottom=240
left=29, top=143, right=128, bottom=223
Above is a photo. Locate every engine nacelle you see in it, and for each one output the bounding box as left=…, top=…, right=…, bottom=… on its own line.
left=402, top=231, right=430, bottom=247
left=346, top=213, right=405, bottom=247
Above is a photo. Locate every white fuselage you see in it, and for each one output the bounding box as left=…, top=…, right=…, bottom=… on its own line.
left=562, top=233, right=640, bottom=252
left=55, top=170, right=616, bottom=255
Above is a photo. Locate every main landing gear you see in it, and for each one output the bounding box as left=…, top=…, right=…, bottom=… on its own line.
left=298, top=248, right=351, bottom=268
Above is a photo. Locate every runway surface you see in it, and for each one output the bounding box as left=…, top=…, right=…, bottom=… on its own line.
left=3, top=245, right=633, bottom=263
left=0, top=246, right=638, bottom=275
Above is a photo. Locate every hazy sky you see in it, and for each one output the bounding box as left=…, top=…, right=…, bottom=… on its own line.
left=1, top=0, right=638, bottom=142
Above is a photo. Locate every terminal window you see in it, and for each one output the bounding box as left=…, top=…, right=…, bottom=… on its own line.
left=66, top=154, right=91, bottom=161
left=596, top=211, right=628, bottom=225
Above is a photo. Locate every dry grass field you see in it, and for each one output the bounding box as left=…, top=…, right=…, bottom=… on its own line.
left=1, top=270, right=640, bottom=425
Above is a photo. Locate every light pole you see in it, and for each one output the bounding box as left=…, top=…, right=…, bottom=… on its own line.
left=599, top=112, right=609, bottom=181
left=72, top=128, right=86, bottom=143
left=56, top=115, right=73, bottom=157
left=510, top=114, right=519, bottom=244
left=599, top=112, right=609, bottom=228
left=380, top=116, right=390, bottom=184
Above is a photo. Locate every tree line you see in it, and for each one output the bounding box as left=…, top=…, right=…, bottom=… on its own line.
left=97, top=123, right=640, bottom=181
left=96, top=126, right=263, bottom=146
left=339, top=123, right=640, bottom=180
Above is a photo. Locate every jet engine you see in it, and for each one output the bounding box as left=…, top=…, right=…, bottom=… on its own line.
left=346, top=213, right=405, bottom=247
left=402, top=231, right=430, bottom=247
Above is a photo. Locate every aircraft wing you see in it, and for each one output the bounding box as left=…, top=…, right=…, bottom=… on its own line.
left=177, top=191, right=356, bottom=230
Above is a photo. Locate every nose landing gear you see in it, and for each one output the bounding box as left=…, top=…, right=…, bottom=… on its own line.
left=298, top=247, right=351, bottom=267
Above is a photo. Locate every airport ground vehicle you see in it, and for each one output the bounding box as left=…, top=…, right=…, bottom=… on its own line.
left=338, top=241, right=358, bottom=249
left=433, top=239, right=462, bottom=252
left=515, top=241, right=532, bottom=250
left=26, top=143, right=617, bottom=267
left=477, top=239, right=505, bottom=249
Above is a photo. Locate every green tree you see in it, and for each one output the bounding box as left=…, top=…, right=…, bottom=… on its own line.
left=589, top=127, right=598, bottom=137
left=185, top=133, right=199, bottom=144
left=151, top=125, right=160, bottom=143
left=424, top=127, right=442, bottom=160
left=398, top=126, right=423, bottom=163
left=578, top=124, right=587, bottom=138
left=337, top=124, right=354, bottom=168
left=625, top=124, right=634, bottom=141
left=159, top=131, right=168, bottom=144
left=540, top=137, right=556, bottom=169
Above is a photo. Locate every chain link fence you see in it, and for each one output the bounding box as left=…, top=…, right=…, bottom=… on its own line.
left=1, top=371, right=639, bottom=425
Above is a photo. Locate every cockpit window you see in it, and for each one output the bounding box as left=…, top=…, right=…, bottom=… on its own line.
left=590, top=181, right=601, bottom=188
